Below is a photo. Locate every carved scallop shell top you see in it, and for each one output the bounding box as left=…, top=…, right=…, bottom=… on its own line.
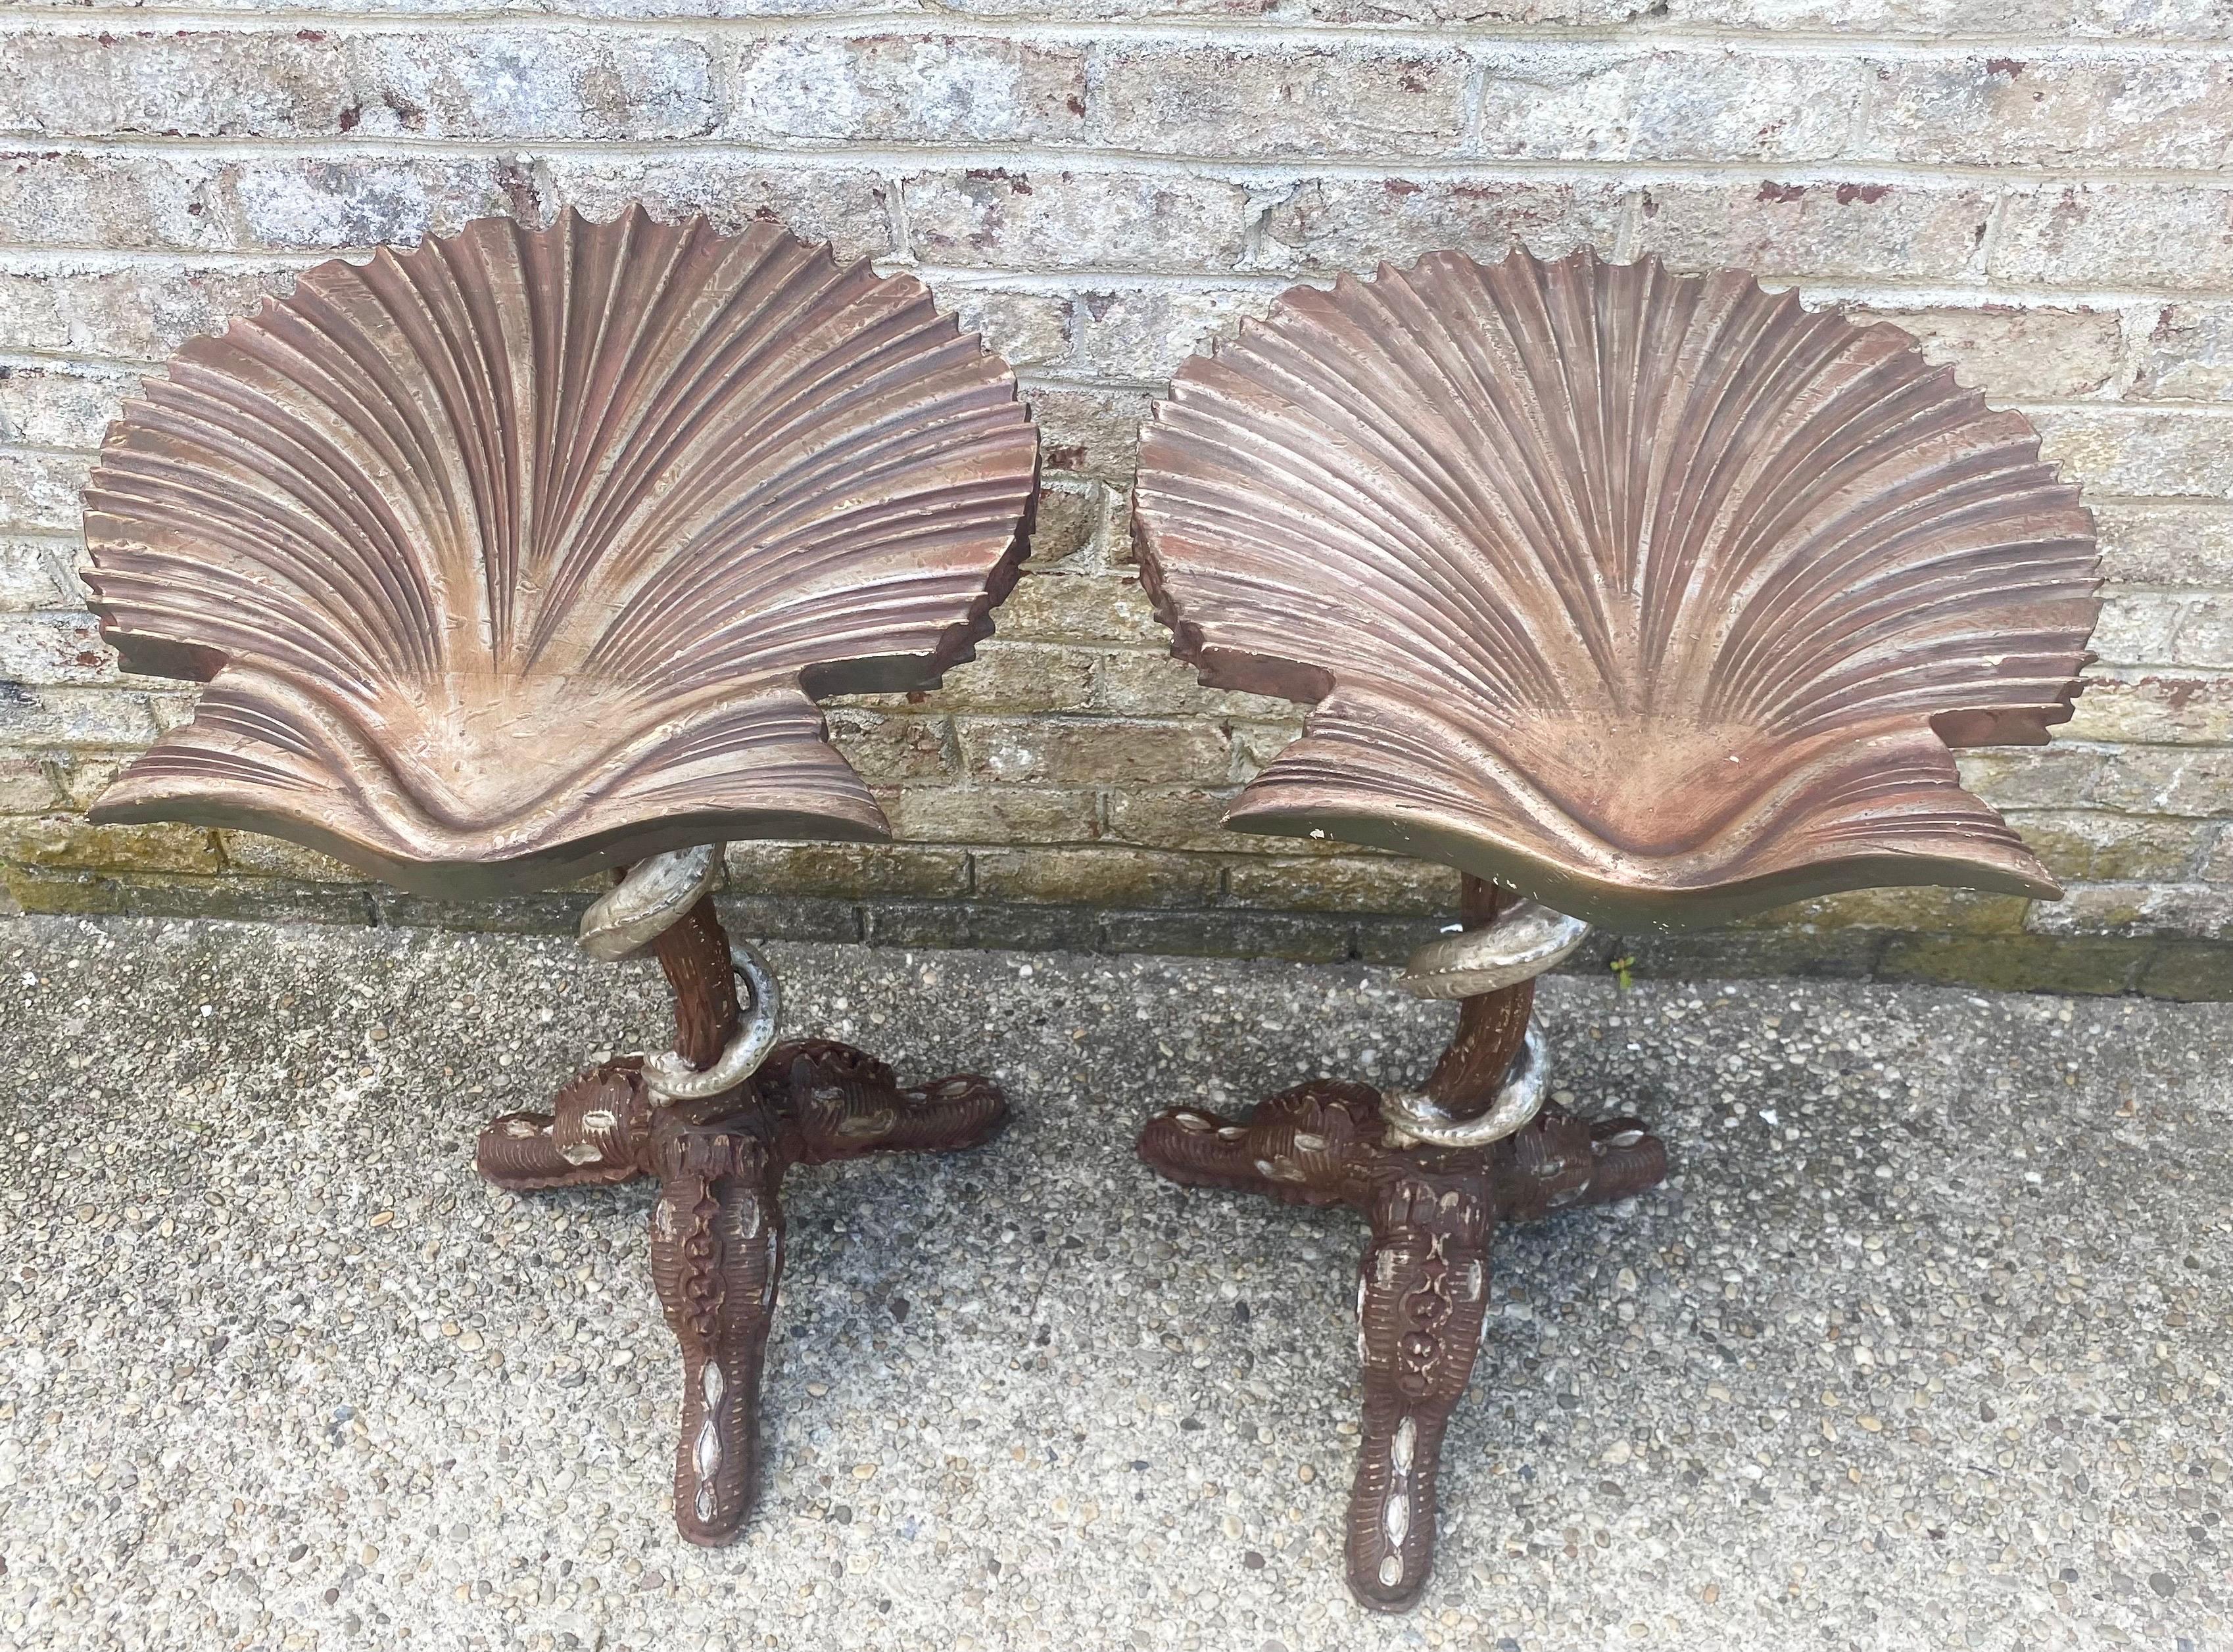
left=82, top=207, right=1038, bottom=897
left=1135, top=248, right=2098, bottom=929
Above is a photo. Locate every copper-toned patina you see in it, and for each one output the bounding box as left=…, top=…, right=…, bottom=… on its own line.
left=80, top=205, right=1040, bottom=1545
left=1132, top=247, right=2100, bottom=1611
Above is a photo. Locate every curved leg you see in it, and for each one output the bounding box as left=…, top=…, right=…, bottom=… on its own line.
left=1347, top=1169, right=1495, bottom=1613
left=1499, top=1105, right=1668, bottom=1223
left=647, top=1113, right=784, bottom=1546
left=766, top=1039, right=1009, bottom=1163
left=1136, top=1079, right=1381, bottom=1205
left=475, top=1061, right=653, bottom=1191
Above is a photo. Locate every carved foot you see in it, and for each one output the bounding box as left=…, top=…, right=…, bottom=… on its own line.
left=1136, top=1079, right=1380, bottom=1206
left=1138, top=1083, right=1666, bottom=1613
left=761, top=1039, right=1008, bottom=1164
left=647, top=1112, right=784, bottom=1546
left=475, top=1060, right=654, bottom=1190
left=1350, top=1168, right=1494, bottom=1612
left=477, top=1039, right=1005, bottom=1546
left=1500, top=1105, right=1669, bottom=1223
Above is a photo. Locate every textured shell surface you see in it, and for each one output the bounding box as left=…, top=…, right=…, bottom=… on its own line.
left=1134, top=248, right=2100, bottom=930
left=82, top=207, right=1039, bottom=898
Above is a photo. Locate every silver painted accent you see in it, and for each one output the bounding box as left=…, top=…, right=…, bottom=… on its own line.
left=1379, top=1554, right=1404, bottom=1588
left=579, top=843, right=721, bottom=962
left=702, top=1362, right=725, bottom=1409
left=1383, top=1490, right=1409, bottom=1548
left=557, top=1141, right=602, bottom=1166
left=696, top=1482, right=717, bottom=1523
left=642, top=941, right=782, bottom=1102
left=694, top=1417, right=723, bottom=1480
left=1391, top=1415, right=1416, bottom=1473
left=1396, top=899, right=1589, bottom=1001
left=1381, top=1021, right=1550, bottom=1150
left=575, top=840, right=785, bottom=1104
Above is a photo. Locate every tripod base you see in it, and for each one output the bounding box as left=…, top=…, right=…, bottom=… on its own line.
left=1140, top=1077, right=1664, bottom=1611
left=477, top=1039, right=1004, bottom=1544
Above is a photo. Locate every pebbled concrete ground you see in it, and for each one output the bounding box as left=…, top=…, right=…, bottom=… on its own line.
left=0, top=912, right=2228, bottom=1652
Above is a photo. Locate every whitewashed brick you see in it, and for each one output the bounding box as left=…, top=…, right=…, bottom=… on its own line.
left=1863, top=54, right=2233, bottom=170
left=905, top=169, right=1252, bottom=272
left=2171, top=596, right=2233, bottom=668
left=2094, top=499, right=2233, bottom=586
left=1070, top=287, right=1274, bottom=379
left=0, top=682, right=160, bottom=747
left=943, top=288, right=1071, bottom=370
left=226, top=155, right=517, bottom=251
left=2026, top=881, right=2233, bottom=937
left=1993, top=183, right=2233, bottom=293
left=0, top=261, right=292, bottom=361
left=0, top=538, right=76, bottom=611
left=1476, top=47, right=1863, bottom=163
left=892, top=0, right=1273, bottom=14
left=1635, top=179, right=1994, bottom=281
left=0, top=28, right=717, bottom=142
left=2096, top=748, right=2233, bottom=816
left=1253, top=176, right=1627, bottom=276
left=2032, top=407, right=2233, bottom=498
left=0, top=28, right=354, bottom=139
left=535, top=156, right=898, bottom=260
left=0, top=612, right=113, bottom=685
left=0, top=449, right=89, bottom=534
left=1024, top=381, right=1155, bottom=484
left=729, top=35, right=1084, bottom=145
left=1094, top=43, right=1469, bottom=159
left=1841, top=304, right=2122, bottom=401
left=1648, top=0, right=2232, bottom=35
left=0, top=0, right=920, bottom=11
left=1956, top=747, right=2107, bottom=815
left=0, top=3, right=2224, bottom=954
left=361, top=30, right=716, bottom=141
left=2090, top=594, right=2189, bottom=665
left=0, top=152, right=236, bottom=254
left=1315, top=0, right=1593, bottom=18
left=2067, top=675, right=2233, bottom=743
left=0, top=362, right=135, bottom=452
left=2133, top=303, right=2233, bottom=402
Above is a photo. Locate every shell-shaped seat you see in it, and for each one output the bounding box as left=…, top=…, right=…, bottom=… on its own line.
left=1134, top=248, right=2100, bottom=930
left=83, top=207, right=1039, bottom=898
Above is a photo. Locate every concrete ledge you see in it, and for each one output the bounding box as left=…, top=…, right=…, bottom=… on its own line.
left=7, top=870, right=2232, bottom=999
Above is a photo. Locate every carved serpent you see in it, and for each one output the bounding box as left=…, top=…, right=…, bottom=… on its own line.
left=1380, top=899, right=1589, bottom=1150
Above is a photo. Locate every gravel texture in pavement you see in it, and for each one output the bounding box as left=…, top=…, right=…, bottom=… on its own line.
left=0, top=912, right=2227, bottom=1652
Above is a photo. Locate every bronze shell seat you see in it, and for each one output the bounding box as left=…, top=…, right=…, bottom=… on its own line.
left=1130, top=247, right=2100, bottom=1612
left=79, top=207, right=1040, bottom=1545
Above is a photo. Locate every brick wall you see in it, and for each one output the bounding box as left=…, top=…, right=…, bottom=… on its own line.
left=1, top=3, right=2230, bottom=997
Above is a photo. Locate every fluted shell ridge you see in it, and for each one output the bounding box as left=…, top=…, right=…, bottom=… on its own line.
left=1134, top=248, right=2100, bottom=929
left=83, top=206, right=1040, bottom=897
